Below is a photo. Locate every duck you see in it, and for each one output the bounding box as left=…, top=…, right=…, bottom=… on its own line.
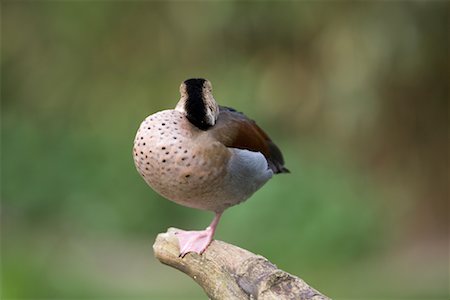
left=133, top=78, right=289, bottom=257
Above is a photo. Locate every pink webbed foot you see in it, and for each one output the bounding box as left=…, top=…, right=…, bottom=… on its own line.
left=175, top=227, right=214, bottom=257
left=175, top=212, right=222, bottom=257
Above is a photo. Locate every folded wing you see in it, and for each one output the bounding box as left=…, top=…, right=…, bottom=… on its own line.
left=210, top=106, right=289, bottom=174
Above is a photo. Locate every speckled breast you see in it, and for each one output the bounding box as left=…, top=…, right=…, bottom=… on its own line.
left=133, top=109, right=231, bottom=211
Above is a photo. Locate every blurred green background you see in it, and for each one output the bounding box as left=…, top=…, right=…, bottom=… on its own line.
left=2, top=1, right=448, bottom=299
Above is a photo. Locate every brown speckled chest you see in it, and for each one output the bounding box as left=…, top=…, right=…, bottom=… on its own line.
left=133, top=109, right=232, bottom=211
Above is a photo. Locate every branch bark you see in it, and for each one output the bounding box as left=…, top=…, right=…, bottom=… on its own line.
left=153, top=228, right=331, bottom=300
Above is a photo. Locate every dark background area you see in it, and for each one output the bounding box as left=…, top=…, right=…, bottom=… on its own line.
left=2, top=1, right=448, bottom=299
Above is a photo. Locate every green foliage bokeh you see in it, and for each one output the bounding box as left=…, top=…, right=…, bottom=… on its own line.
left=2, top=1, right=448, bottom=299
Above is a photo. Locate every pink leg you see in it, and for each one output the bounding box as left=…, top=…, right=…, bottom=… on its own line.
left=175, top=212, right=222, bottom=257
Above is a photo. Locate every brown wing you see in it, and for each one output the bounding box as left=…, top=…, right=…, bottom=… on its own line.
left=209, top=106, right=289, bottom=174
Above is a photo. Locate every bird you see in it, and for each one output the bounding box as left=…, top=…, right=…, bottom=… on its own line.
left=133, top=78, right=289, bottom=257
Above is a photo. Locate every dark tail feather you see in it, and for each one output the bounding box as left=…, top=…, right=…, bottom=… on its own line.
left=268, top=142, right=289, bottom=174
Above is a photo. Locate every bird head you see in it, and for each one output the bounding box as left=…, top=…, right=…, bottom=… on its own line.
left=176, top=78, right=219, bottom=130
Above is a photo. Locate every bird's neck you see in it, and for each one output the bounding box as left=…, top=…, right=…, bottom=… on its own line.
left=175, top=95, right=219, bottom=130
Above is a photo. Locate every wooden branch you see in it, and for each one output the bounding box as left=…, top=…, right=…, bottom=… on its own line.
left=153, top=228, right=331, bottom=300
